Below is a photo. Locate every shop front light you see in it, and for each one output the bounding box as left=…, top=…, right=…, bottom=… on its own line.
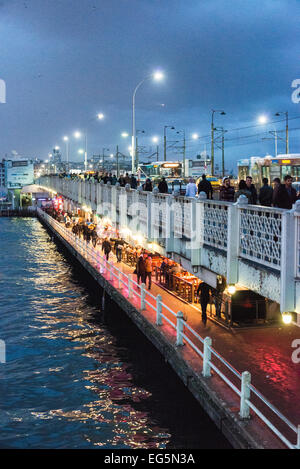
left=227, top=284, right=236, bottom=295
left=282, top=312, right=292, bottom=325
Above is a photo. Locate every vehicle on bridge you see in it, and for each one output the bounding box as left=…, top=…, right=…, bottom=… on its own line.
left=238, top=154, right=300, bottom=186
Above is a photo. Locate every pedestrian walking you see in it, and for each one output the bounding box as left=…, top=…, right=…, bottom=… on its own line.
left=115, top=239, right=123, bottom=263
left=136, top=255, right=146, bottom=285
left=219, top=177, right=235, bottom=202
left=102, top=238, right=112, bottom=261
left=259, top=178, right=273, bottom=206
left=197, top=282, right=211, bottom=325
left=197, top=174, right=213, bottom=199
left=144, top=255, right=153, bottom=290
left=185, top=178, right=198, bottom=197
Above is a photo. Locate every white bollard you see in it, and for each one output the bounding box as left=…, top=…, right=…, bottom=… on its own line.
left=239, top=371, right=251, bottom=419
left=141, top=283, right=146, bottom=310
left=128, top=274, right=133, bottom=299
left=156, top=294, right=163, bottom=326
left=176, top=311, right=184, bottom=346
left=202, top=337, right=212, bottom=378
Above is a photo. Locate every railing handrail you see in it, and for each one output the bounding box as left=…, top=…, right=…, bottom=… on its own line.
left=37, top=207, right=300, bottom=450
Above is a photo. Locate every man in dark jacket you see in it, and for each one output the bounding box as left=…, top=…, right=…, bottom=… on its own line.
left=158, top=177, right=169, bottom=193
left=102, top=238, right=112, bottom=260
left=219, top=177, right=235, bottom=202
left=198, top=174, right=213, bottom=199
left=274, top=175, right=297, bottom=209
left=136, top=256, right=146, bottom=284
left=197, top=282, right=211, bottom=325
left=246, top=176, right=257, bottom=204
left=259, top=178, right=273, bottom=206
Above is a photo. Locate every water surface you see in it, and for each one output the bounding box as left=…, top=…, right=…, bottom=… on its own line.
left=0, top=217, right=230, bottom=449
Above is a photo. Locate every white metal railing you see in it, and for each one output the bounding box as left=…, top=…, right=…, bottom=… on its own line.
left=37, top=176, right=289, bottom=271
left=37, top=207, right=300, bottom=449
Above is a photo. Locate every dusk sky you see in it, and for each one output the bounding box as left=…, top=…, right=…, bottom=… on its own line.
left=1, top=0, right=300, bottom=172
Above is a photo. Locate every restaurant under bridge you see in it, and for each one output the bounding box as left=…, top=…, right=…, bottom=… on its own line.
left=37, top=175, right=300, bottom=328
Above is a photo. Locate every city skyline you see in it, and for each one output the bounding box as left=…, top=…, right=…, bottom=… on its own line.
left=0, top=0, right=299, bottom=170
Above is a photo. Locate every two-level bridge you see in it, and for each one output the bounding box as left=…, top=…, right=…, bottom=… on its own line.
left=37, top=176, right=300, bottom=322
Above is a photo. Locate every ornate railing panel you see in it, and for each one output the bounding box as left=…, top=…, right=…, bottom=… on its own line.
left=203, top=201, right=228, bottom=251
left=239, top=206, right=284, bottom=270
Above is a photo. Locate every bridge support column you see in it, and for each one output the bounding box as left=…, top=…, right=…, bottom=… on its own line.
left=227, top=196, right=248, bottom=285
left=190, top=196, right=205, bottom=267
left=280, top=202, right=300, bottom=313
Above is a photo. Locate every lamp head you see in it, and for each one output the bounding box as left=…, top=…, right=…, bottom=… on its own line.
left=153, top=71, right=164, bottom=81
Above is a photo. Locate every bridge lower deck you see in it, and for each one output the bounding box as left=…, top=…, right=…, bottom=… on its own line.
left=38, top=211, right=300, bottom=449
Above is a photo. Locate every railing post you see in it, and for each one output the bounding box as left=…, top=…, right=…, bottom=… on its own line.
left=128, top=274, right=133, bottom=299
left=239, top=371, right=251, bottom=419
left=202, top=337, right=212, bottom=378
left=156, top=294, right=162, bottom=325
left=141, top=283, right=146, bottom=310
left=176, top=311, right=184, bottom=346
left=297, top=425, right=300, bottom=449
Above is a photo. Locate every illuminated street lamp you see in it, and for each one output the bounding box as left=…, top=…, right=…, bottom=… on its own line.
left=152, top=136, right=159, bottom=161
left=63, top=136, right=69, bottom=171
left=258, top=114, right=268, bottom=125
left=282, top=312, right=292, bottom=325
left=132, top=70, right=164, bottom=173
left=74, top=131, right=88, bottom=172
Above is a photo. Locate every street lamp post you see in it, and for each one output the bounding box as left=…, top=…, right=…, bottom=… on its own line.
left=164, top=125, right=175, bottom=161
left=102, top=148, right=110, bottom=172
left=63, top=136, right=69, bottom=172
left=176, top=130, right=186, bottom=177
left=214, top=127, right=228, bottom=177
left=275, top=111, right=289, bottom=154
left=132, top=71, right=164, bottom=173
left=211, top=109, right=226, bottom=176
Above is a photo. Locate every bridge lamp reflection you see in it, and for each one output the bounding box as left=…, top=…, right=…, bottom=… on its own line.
left=282, top=312, right=292, bottom=325
left=227, top=284, right=236, bottom=295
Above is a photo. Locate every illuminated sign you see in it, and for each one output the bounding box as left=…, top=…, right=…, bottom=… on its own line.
left=281, top=160, right=291, bottom=164
left=161, top=163, right=180, bottom=168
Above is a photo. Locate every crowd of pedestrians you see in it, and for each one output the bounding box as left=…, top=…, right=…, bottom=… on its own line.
left=219, top=174, right=299, bottom=209
left=57, top=169, right=299, bottom=209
